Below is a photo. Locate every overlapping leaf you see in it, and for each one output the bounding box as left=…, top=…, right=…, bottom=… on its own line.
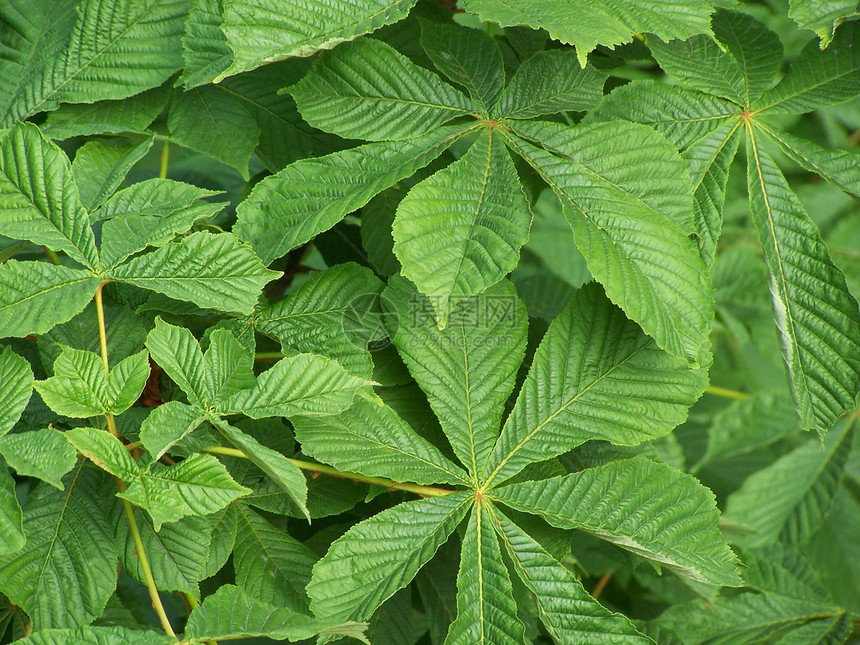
left=0, top=346, right=33, bottom=435
left=0, top=429, right=78, bottom=490
left=493, top=457, right=742, bottom=586
left=393, top=131, right=531, bottom=327
left=484, top=283, right=706, bottom=486
left=291, top=37, right=475, bottom=141
left=308, top=492, right=471, bottom=622
left=217, top=0, right=419, bottom=81
left=384, top=277, right=528, bottom=479
left=234, top=125, right=468, bottom=264
left=504, top=120, right=712, bottom=364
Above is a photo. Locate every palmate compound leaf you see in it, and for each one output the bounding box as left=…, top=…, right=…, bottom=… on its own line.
left=0, top=464, right=119, bottom=629
left=119, top=453, right=250, bottom=530
left=0, top=0, right=188, bottom=128
left=383, top=277, right=528, bottom=480
left=745, top=130, right=860, bottom=432
left=216, top=0, right=419, bottom=82
left=234, top=125, right=469, bottom=265
left=0, top=122, right=98, bottom=269
left=293, top=397, right=471, bottom=487
left=492, top=457, right=742, bottom=587
left=393, top=130, right=532, bottom=329
left=0, top=346, right=33, bottom=436
left=418, top=20, right=505, bottom=113
left=443, top=503, right=526, bottom=645
left=459, top=0, right=713, bottom=66
left=0, top=260, right=100, bottom=339
left=724, top=415, right=854, bottom=548
left=232, top=503, right=318, bottom=609
left=34, top=348, right=150, bottom=418
left=503, top=120, right=713, bottom=365
left=308, top=492, right=472, bottom=622
left=490, top=507, right=651, bottom=644
left=108, top=231, right=281, bottom=315
left=483, top=282, right=707, bottom=488
left=754, top=21, right=860, bottom=114
left=290, top=37, right=476, bottom=141
left=185, top=584, right=369, bottom=643
left=255, top=262, right=385, bottom=379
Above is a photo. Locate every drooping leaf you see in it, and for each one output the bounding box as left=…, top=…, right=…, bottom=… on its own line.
left=145, top=318, right=208, bottom=409
left=493, top=458, right=742, bottom=586
left=119, top=453, right=250, bottom=530
left=255, top=263, right=385, bottom=379
left=35, top=348, right=149, bottom=418
left=71, top=137, right=154, bottom=211
left=683, top=120, right=742, bottom=266
left=648, top=10, right=782, bottom=107
left=755, top=23, right=860, bottom=114
left=419, top=20, right=505, bottom=112
left=393, top=131, right=532, bottom=327
left=167, top=85, right=260, bottom=178
left=0, top=0, right=188, bottom=126
left=505, top=120, right=712, bottom=364
left=443, top=503, right=526, bottom=645
left=139, top=402, right=205, bottom=461
left=115, top=510, right=211, bottom=595
left=0, top=123, right=99, bottom=269
left=0, top=428, right=78, bottom=490
left=0, top=346, right=33, bottom=436
left=210, top=418, right=309, bottom=520
left=745, top=131, right=860, bottom=432
left=220, top=353, right=370, bottom=418
left=587, top=81, right=738, bottom=150
left=459, top=0, right=713, bottom=65
left=234, top=125, right=466, bottom=264
left=199, top=503, right=237, bottom=580
left=0, top=466, right=24, bottom=556
left=491, top=508, right=650, bottom=644
left=308, top=492, right=471, bottom=621
left=185, top=584, right=369, bottom=643
left=232, top=504, right=317, bottom=609
left=0, top=261, right=99, bottom=339
left=756, top=123, right=860, bottom=199
left=789, top=0, right=859, bottom=46
left=293, top=397, right=470, bottom=486
left=291, top=37, right=475, bottom=141
left=0, top=465, right=119, bottom=629
left=217, top=0, right=419, bottom=81
left=12, top=625, right=176, bottom=645
left=484, top=283, right=706, bottom=487
left=724, top=416, right=854, bottom=547
left=495, top=49, right=604, bottom=119
left=39, top=86, right=170, bottom=140
left=384, top=277, right=528, bottom=479
left=65, top=427, right=139, bottom=480
left=180, top=0, right=233, bottom=88
left=109, top=232, right=280, bottom=315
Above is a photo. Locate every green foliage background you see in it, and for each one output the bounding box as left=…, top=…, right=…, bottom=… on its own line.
left=0, top=0, right=859, bottom=643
